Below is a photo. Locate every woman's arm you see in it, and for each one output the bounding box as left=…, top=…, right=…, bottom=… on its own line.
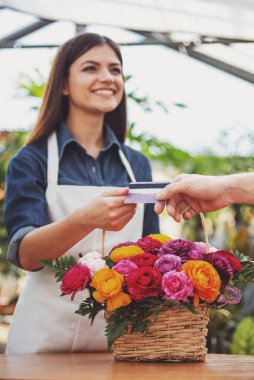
left=19, top=187, right=136, bottom=270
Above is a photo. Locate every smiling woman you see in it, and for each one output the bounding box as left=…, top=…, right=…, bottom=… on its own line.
left=62, top=44, right=124, bottom=151
left=3, top=32, right=159, bottom=354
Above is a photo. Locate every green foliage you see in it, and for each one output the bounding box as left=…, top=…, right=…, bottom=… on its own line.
left=105, top=310, right=130, bottom=348
left=125, top=75, right=170, bottom=114
left=231, top=316, right=254, bottom=355
left=127, top=122, right=190, bottom=166
left=40, top=256, right=77, bottom=282
left=233, top=250, right=254, bottom=264
left=75, top=297, right=105, bottom=324
left=18, top=68, right=46, bottom=99
left=234, top=265, right=254, bottom=284
left=207, top=309, right=238, bottom=353
left=232, top=251, right=254, bottom=285
left=104, top=256, right=115, bottom=268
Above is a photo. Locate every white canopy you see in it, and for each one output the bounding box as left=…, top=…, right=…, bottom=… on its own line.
left=1, top=0, right=254, bottom=40
left=1, top=0, right=254, bottom=84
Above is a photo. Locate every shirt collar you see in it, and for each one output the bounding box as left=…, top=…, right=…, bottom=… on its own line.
left=57, top=122, right=121, bottom=161
left=57, top=122, right=76, bottom=161
left=102, top=123, right=121, bottom=152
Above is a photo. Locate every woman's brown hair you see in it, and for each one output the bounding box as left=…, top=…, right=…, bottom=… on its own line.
left=26, top=33, right=127, bottom=144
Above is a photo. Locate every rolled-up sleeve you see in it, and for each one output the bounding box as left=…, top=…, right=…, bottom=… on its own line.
left=4, top=149, right=49, bottom=267
left=7, top=226, right=37, bottom=267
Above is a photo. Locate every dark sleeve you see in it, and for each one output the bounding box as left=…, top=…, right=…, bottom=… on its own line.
left=142, top=203, right=160, bottom=236
left=123, top=148, right=160, bottom=236
left=4, top=149, right=49, bottom=241
left=140, top=161, right=160, bottom=236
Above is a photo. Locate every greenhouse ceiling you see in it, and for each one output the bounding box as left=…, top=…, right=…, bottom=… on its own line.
left=1, top=0, right=254, bottom=84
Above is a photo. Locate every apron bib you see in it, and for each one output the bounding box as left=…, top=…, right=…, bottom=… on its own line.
left=6, top=132, right=144, bottom=354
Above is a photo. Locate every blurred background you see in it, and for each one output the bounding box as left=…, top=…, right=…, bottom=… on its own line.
left=1, top=0, right=254, bottom=354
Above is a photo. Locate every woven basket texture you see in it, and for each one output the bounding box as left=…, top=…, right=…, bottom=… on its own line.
left=112, top=305, right=209, bottom=362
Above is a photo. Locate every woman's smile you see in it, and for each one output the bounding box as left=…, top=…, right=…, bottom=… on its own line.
left=92, top=88, right=116, bottom=96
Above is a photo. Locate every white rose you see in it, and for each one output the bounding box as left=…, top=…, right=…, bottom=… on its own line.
left=79, top=251, right=108, bottom=276
left=79, top=251, right=102, bottom=262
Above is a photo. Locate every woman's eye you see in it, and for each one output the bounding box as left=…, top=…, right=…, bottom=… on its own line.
left=83, top=66, right=97, bottom=72
left=111, top=67, right=122, bottom=74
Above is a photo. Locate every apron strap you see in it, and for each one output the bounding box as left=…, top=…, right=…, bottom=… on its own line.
left=47, top=132, right=59, bottom=185
left=118, top=149, right=136, bottom=183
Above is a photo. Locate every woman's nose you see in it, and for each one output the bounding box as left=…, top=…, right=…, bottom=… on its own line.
left=99, top=68, right=113, bottom=82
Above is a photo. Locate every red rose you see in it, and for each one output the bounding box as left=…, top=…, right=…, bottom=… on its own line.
left=136, top=237, right=161, bottom=252
left=130, top=253, right=158, bottom=267
left=126, top=267, right=162, bottom=301
left=215, top=250, right=242, bottom=273
left=61, top=263, right=91, bottom=300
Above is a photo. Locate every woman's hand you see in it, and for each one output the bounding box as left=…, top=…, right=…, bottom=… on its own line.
left=72, top=187, right=137, bottom=232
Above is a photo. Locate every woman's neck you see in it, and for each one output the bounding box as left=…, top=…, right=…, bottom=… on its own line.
left=66, top=110, right=104, bottom=158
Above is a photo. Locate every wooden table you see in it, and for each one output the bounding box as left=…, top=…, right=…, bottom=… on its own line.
left=0, top=353, right=254, bottom=380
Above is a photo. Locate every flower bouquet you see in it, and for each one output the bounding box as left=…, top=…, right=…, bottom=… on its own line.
left=41, top=226, right=254, bottom=362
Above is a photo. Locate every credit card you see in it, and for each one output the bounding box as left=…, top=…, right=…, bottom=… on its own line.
left=124, top=181, right=170, bottom=204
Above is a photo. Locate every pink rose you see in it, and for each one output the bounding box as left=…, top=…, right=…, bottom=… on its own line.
left=61, top=263, right=91, bottom=300
left=113, top=259, right=138, bottom=278
left=162, top=270, right=193, bottom=302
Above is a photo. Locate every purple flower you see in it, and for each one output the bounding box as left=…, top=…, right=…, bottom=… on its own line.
left=113, top=259, right=138, bottom=278
left=154, top=254, right=182, bottom=274
left=217, top=285, right=242, bottom=306
left=186, top=249, right=206, bottom=261
left=162, top=270, right=194, bottom=302
left=158, top=239, right=195, bottom=262
left=205, top=252, right=234, bottom=285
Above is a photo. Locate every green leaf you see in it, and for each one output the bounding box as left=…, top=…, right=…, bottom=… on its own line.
left=234, top=264, right=254, bottom=284
left=39, top=255, right=77, bottom=282
left=105, top=313, right=129, bottom=348
left=104, top=256, right=115, bottom=268
left=75, top=297, right=105, bottom=324
left=232, top=250, right=254, bottom=264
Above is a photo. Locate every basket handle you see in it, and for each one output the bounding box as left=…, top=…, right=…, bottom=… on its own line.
left=199, top=212, right=210, bottom=254
left=102, top=230, right=106, bottom=258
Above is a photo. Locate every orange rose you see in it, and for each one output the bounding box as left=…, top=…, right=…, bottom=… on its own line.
left=182, top=260, right=221, bottom=307
left=109, top=245, right=144, bottom=263
left=90, top=268, right=131, bottom=311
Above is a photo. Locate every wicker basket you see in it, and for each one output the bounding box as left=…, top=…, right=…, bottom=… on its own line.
left=111, top=304, right=209, bottom=362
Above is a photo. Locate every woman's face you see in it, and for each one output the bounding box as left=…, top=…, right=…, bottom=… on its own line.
left=63, top=44, right=124, bottom=115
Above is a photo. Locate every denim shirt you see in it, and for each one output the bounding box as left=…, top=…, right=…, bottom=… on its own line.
left=4, top=123, right=159, bottom=268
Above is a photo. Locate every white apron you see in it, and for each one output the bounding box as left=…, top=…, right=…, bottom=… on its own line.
left=6, top=132, right=144, bottom=354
